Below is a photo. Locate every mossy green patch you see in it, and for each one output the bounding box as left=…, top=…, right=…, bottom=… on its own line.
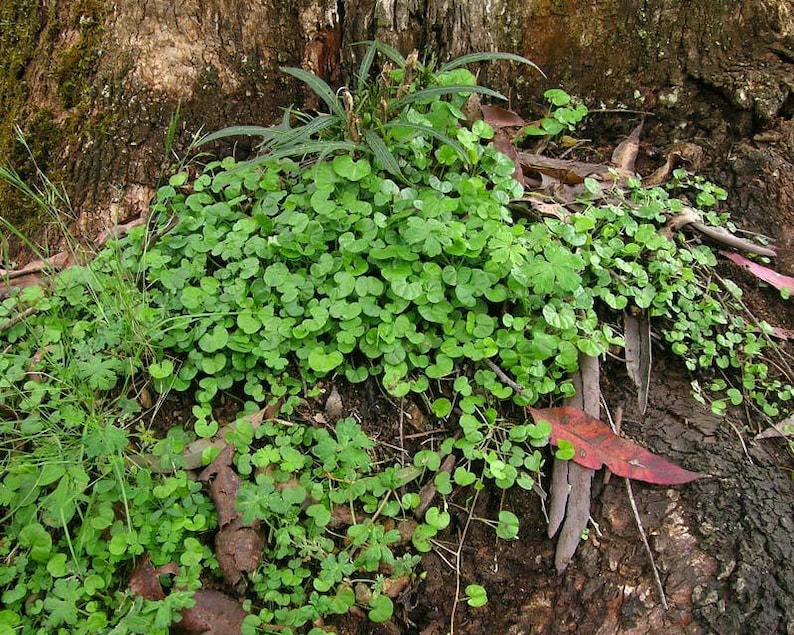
left=0, top=0, right=106, bottom=247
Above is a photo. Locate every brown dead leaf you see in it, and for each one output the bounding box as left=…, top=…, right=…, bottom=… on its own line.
left=135, top=405, right=276, bottom=473
left=174, top=589, right=247, bottom=635
left=547, top=354, right=599, bottom=573
left=199, top=444, right=264, bottom=587
left=214, top=521, right=265, bottom=587
left=493, top=129, right=525, bottom=185
left=404, top=400, right=426, bottom=431
left=463, top=93, right=482, bottom=126
left=610, top=121, right=643, bottom=174
left=198, top=445, right=241, bottom=527
left=324, top=385, right=344, bottom=421
left=755, top=416, right=794, bottom=440
left=518, top=152, right=614, bottom=185
left=643, top=142, right=704, bottom=187
left=129, top=555, right=179, bottom=600
left=480, top=104, right=527, bottom=128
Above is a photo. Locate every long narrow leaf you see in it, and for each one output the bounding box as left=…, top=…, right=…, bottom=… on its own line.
left=440, top=52, right=546, bottom=77
left=383, top=122, right=469, bottom=165
left=235, top=141, right=360, bottom=171
left=389, top=85, right=506, bottom=111
left=352, top=40, right=407, bottom=68
left=195, top=126, right=284, bottom=146
left=264, top=115, right=341, bottom=150
left=355, top=42, right=380, bottom=93
left=363, top=130, right=403, bottom=178
left=280, top=67, right=346, bottom=119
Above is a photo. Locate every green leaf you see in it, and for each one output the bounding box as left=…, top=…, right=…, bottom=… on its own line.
left=544, top=88, right=571, bottom=106
left=333, top=154, right=372, bottom=181
left=425, top=506, right=450, bottom=530
left=440, top=52, right=544, bottom=77
left=465, top=583, right=488, bottom=607
left=19, top=523, right=52, bottom=562
left=496, top=510, right=520, bottom=540
left=280, top=66, right=346, bottom=118
left=431, top=398, right=452, bottom=418
left=368, top=595, right=394, bottom=623
left=307, top=503, right=332, bottom=527
left=149, top=359, right=175, bottom=380
left=364, top=129, right=402, bottom=177
left=309, top=347, right=344, bottom=374
left=199, top=325, right=229, bottom=353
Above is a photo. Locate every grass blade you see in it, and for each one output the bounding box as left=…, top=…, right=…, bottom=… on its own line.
left=352, top=40, right=407, bottom=68
left=389, top=85, right=506, bottom=111
left=236, top=141, right=361, bottom=171
left=194, top=125, right=284, bottom=146
left=440, top=52, right=546, bottom=77
left=363, top=129, right=403, bottom=177
left=265, top=115, right=341, bottom=150
left=280, top=66, right=346, bottom=119
left=356, top=41, right=379, bottom=93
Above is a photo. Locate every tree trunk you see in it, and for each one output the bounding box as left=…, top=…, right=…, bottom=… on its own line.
left=2, top=1, right=793, bottom=633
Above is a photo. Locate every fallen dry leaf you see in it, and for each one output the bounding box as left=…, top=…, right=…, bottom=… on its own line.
left=547, top=354, right=599, bottom=572
left=755, top=416, right=794, bottom=440
left=610, top=120, right=643, bottom=174
left=643, top=142, right=705, bottom=187
left=518, top=152, right=613, bottom=185
left=722, top=251, right=793, bottom=292
left=174, top=589, right=247, bottom=635
left=199, top=445, right=264, bottom=587
left=198, top=445, right=242, bottom=527
left=529, top=406, right=701, bottom=485
left=480, top=104, right=527, bottom=128
left=493, top=129, right=525, bottom=184
left=324, top=385, right=344, bottom=421
left=129, top=555, right=179, bottom=600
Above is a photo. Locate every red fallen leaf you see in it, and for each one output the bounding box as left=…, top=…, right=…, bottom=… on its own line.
left=770, top=326, right=794, bottom=340
left=527, top=407, right=701, bottom=485
left=721, top=251, right=794, bottom=293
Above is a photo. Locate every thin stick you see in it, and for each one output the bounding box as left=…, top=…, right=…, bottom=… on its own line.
left=0, top=306, right=38, bottom=332
left=398, top=397, right=406, bottom=467
left=485, top=358, right=525, bottom=394
left=625, top=478, right=669, bottom=610
left=449, top=488, right=480, bottom=635
left=607, top=404, right=669, bottom=611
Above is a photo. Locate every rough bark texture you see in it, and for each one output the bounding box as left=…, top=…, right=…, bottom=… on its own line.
left=3, top=0, right=792, bottom=253
left=2, top=1, right=794, bottom=633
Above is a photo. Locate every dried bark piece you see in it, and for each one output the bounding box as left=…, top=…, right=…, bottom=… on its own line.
left=624, top=311, right=652, bottom=415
